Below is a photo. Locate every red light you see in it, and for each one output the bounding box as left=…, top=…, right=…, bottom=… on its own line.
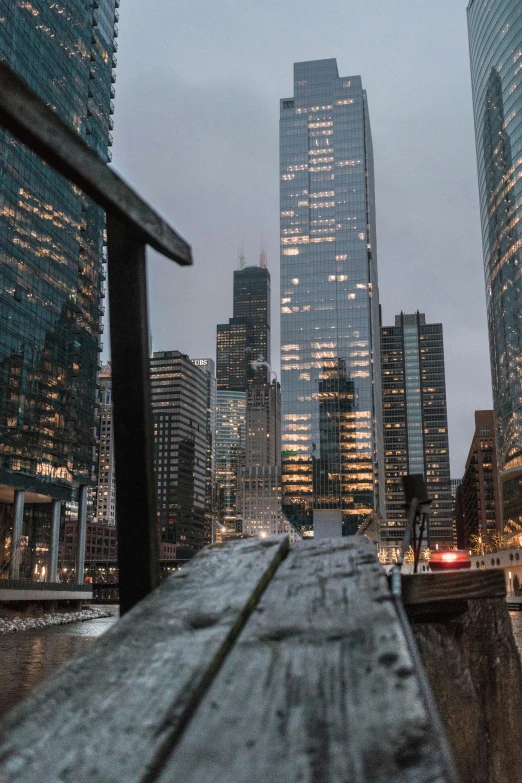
left=442, top=552, right=458, bottom=562
left=429, top=549, right=471, bottom=571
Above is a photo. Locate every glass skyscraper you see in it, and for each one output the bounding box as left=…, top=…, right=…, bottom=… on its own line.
left=217, top=263, right=271, bottom=391
left=0, top=1, right=117, bottom=578
left=190, top=357, right=217, bottom=543
left=380, top=313, right=453, bottom=555
left=215, top=390, right=246, bottom=531
left=468, top=1, right=522, bottom=535
left=280, top=59, right=384, bottom=535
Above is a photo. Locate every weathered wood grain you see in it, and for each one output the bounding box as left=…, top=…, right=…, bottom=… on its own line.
left=402, top=570, right=505, bottom=606
left=156, top=537, right=456, bottom=783
left=412, top=597, right=522, bottom=783
left=0, top=536, right=289, bottom=783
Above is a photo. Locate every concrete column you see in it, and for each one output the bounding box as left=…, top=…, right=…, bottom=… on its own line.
left=9, top=489, right=25, bottom=579
left=76, top=485, right=88, bottom=585
left=49, top=499, right=62, bottom=583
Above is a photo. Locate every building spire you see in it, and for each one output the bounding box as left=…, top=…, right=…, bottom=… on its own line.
left=259, top=243, right=267, bottom=269
left=238, top=244, right=246, bottom=270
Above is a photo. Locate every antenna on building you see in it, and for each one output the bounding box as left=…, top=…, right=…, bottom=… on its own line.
left=259, top=242, right=267, bottom=269
left=238, top=244, right=246, bottom=270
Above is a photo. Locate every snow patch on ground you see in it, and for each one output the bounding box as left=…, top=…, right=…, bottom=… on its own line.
left=0, top=607, right=113, bottom=634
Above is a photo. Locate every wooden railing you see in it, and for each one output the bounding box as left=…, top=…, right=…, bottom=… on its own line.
left=0, top=535, right=462, bottom=783
left=0, top=61, right=191, bottom=615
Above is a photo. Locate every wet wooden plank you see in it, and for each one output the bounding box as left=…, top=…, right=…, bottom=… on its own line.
left=402, top=569, right=506, bottom=606
left=0, top=536, right=289, bottom=783
left=156, top=537, right=457, bottom=783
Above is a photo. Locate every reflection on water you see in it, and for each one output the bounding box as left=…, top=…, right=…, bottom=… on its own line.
left=1, top=609, right=522, bottom=721
left=0, top=612, right=118, bottom=718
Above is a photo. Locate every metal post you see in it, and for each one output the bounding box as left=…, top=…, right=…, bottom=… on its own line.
left=9, top=489, right=25, bottom=579
left=76, top=485, right=87, bottom=585
left=107, top=214, right=159, bottom=615
left=49, top=499, right=61, bottom=582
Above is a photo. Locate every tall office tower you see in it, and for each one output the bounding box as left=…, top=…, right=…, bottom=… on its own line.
left=150, top=352, right=208, bottom=560
left=215, top=390, right=246, bottom=532
left=450, top=477, right=461, bottom=544
left=0, top=2, right=117, bottom=580
left=280, top=59, right=384, bottom=536
left=455, top=410, right=501, bottom=549
left=239, top=377, right=282, bottom=537
left=468, top=2, right=522, bottom=535
left=190, top=358, right=217, bottom=542
left=95, top=364, right=116, bottom=525
left=217, top=260, right=271, bottom=390
left=451, top=478, right=462, bottom=499
left=380, top=313, right=453, bottom=553
left=245, top=376, right=281, bottom=466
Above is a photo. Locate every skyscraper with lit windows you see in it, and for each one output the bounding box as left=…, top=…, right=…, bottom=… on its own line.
left=280, top=59, right=384, bottom=535
left=0, top=0, right=117, bottom=580
left=468, top=1, right=522, bottom=536
left=150, top=351, right=208, bottom=559
left=380, top=312, right=453, bottom=554
left=217, top=262, right=271, bottom=391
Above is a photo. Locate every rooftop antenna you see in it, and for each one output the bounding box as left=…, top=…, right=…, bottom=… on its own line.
left=238, top=243, right=246, bottom=270
left=259, top=241, right=267, bottom=269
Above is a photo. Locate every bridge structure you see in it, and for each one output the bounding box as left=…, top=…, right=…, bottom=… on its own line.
left=0, top=61, right=522, bottom=783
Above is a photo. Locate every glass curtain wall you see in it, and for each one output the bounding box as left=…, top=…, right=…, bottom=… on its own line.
left=0, top=1, right=116, bottom=577
left=280, top=59, right=384, bottom=535
left=468, top=0, right=522, bottom=534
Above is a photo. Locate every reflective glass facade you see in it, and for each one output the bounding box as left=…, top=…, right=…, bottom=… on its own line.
left=0, top=1, right=117, bottom=577
left=190, top=357, right=217, bottom=542
left=280, top=59, right=384, bottom=535
left=381, top=313, right=453, bottom=552
left=215, top=390, right=245, bottom=530
left=468, top=0, right=522, bottom=534
left=0, top=1, right=116, bottom=493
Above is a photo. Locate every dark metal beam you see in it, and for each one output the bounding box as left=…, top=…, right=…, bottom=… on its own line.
left=107, top=215, right=160, bottom=614
left=0, top=60, right=192, bottom=266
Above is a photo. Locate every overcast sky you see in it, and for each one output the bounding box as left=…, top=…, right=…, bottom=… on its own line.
left=110, top=0, right=491, bottom=477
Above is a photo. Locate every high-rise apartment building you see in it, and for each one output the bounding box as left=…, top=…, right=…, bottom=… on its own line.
left=215, top=390, right=246, bottom=531
left=0, top=1, right=117, bottom=580
left=468, top=1, right=522, bottom=535
left=280, top=59, right=383, bottom=535
left=190, top=358, right=217, bottom=541
left=245, top=377, right=281, bottom=467
left=95, top=364, right=115, bottom=525
left=150, top=351, right=208, bottom=560
left=455, top=410, right=501, bottom=549
left=217, top=261, right=271, bottom=391
left=239, top=377, right=281, bottom=537
left=380, top=312, right=453, bottom=551
left=450, top=477, right=461, bottom=543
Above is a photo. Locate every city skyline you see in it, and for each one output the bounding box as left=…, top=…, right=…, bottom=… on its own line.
left=111, top=0, right=491, bottom=479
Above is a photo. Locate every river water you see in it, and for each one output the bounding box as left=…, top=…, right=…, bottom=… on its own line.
left=1, top=609, right=522, bottom=720
left=0, top=611, right=118, bottom=717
